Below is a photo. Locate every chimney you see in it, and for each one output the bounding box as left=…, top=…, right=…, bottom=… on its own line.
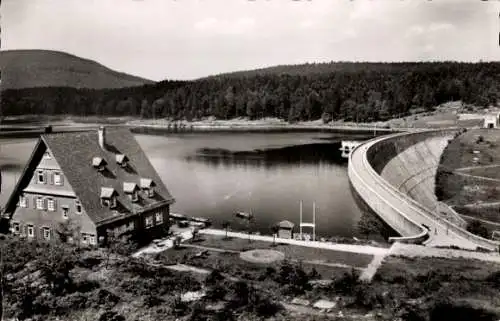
left=98, top=126, right=106, bottom=149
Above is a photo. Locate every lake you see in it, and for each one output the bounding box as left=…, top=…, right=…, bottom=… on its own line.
left=0, top=131, right=368, bottom=238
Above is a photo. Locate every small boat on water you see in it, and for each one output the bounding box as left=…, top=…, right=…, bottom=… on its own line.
left=190, top=216, right=212, bottom=224
left=170, top=213, right=187, bottom=220
left=190, top=222, right=207, bottom=228
left=235, top=211, right=253, bottom=220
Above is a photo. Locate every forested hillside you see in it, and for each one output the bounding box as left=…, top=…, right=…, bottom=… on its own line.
left=2, top=62, right=499, bottom=122
left=0, top=50, right=154, bottom=90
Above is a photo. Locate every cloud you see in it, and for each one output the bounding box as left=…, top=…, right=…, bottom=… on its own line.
left=194, top=17, right=256, bottom=35
left=428, top=22, right=454, bottom=32
left=299, top=20, right=315, bottom=29
left=3, top=0, right=499, bottom=80
left=405, top=25, right=425, bottom=38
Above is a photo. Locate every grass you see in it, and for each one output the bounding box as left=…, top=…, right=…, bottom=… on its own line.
left=465, top=166, right=500, bottom=180
left=371, top=256, right=500, bottom=319
left=192, top=234, right=374, bottom=268
left=153, top=235, right=370, bottom=282
left=454, top=205, right=500, bottom=224
left=437, top=128, right=500, bottom=223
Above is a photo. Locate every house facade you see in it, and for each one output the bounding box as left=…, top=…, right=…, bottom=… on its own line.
left=2, top=127, right=175, bottom=246
left=483, top=113, right=500, bottom=129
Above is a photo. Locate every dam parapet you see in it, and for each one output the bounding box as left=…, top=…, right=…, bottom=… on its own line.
left=349, top=128, right=500, bottom=251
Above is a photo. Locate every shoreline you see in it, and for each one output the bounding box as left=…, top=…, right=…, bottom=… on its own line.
left=0, top=115, right=400, bottom=133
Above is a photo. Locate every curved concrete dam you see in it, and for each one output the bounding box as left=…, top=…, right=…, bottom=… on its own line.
left=348, top=129, right=500, bottom=251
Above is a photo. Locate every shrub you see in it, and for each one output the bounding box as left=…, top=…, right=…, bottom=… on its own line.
left=205, top=269, right=224, bottom=286
left=77, top=256, right=102, bottom=269
left=466, top=220, right=489, bottom=239
left=353, top=284, right=385, bottom=310
left=143, top=295, right=165, bottom=308
left=275, top=261, right=311, bottom=295
left=205, top=284, right=228, bottom=302
left=89, top=289, right=120, bottom=308
left=485, top=271, right=500, bottom=288
left=98, top=310, right=126, bottom=321
left=321, top=112, right=332, bottom=124
left=333, top=269, right=360, bottom=294
left=73, top=279, right=100, bottom=293
left=430, top=301, right=498, bottom=321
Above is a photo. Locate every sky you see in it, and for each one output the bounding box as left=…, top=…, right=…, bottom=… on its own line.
left=2, top=0, right=500, bottom=81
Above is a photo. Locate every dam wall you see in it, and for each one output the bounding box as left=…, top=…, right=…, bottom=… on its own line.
left=367, top=130, right=455, bottom=212
left=349, top=129, right=500, bottom=251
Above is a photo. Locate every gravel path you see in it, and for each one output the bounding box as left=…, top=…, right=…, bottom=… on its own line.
left=200, top=229, right=389, bottom=256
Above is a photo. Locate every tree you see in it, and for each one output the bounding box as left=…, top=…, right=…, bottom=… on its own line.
left=35, top=243, right=77, bottom=295
left=105, top=231, right=137, bottom=268
left=466, top=220, right=489, bottom=239
left=222, top=221, right=230, bottom=239
left=271, top=225, right=280, bottom=246
left=56, top=218, right=80, bottom=245
left=174, top=235, right=183, bottom=249
left=192, top=227, right=200, bottom=242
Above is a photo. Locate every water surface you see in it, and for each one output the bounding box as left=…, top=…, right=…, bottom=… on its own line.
left=0, top=132, right=364, bottom=238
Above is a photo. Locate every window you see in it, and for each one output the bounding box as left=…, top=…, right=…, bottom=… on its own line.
left=75, top=200, right=82, bottom=214
left=47, top=198, right=56, bottom=212
left=147, top=188, right=155, bottom=198
left=43, top=227, right=51, bottom=240
left=82, top=233, right=88, bottom=244
left=37, top=170, right=45, bottom=184
left=19, top=195, right=27, bottom=208
left=36, top=197, right=45, bottom=210
left=130, top=191, right=138, bottom=202
left=145, top=216, right=153, bottom=228
left=101, top=197, right=117, bottom=209
left=53, top=172, right=63, bottom=185
left=155, top=212, right=163, bottom=224
left=62, top=206, right=69, bottom=219
left=27, top=225, right=34, bottom=238
left=89, top=235, right=96, bottom=245
left=43, top=151, right=51, bottom=159
left=11, top=222, right=20, bottom=234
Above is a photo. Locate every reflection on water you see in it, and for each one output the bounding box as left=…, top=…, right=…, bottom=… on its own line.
left=0, top=132, right=368, bottom=238
left=187, top=142, right=344, bottom=169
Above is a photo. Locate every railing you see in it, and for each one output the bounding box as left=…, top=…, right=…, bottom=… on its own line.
left=348, top=140, right=429, bottom=244
left=356, top=128, right=499, bottom=251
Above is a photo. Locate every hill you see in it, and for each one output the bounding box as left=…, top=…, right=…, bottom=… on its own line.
left=2, top=61, right=499, bottom=122
left=203, top=61, right=430, bottom=79
left=0, top=49, right=154, bottom=89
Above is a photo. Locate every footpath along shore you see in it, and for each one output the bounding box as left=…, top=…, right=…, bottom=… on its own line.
left=198, top=228, right=389, bottom=256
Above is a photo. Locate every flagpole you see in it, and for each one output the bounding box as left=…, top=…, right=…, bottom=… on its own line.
left=299, top=200, right=303, bottom=240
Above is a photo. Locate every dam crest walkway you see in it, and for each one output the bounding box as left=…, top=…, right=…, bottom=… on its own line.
left=348, top=129, right=500, bottom=252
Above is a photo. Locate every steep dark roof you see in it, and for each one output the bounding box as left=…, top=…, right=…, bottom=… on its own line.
left=40, top=127, right=174, bottom=225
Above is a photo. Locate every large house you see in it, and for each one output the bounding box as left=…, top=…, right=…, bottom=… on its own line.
left=2, top=127, right=175, bottom=245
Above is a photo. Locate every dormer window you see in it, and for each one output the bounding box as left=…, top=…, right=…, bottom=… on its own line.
left=116, top=154, right=129, bottom=168
left=123, top=182, right=139, bottom=202
left=140, top=178, right=156, bottom=198
left=100, top=187, right=118, bottom=209
left=92, top=157, right=107, bottom=172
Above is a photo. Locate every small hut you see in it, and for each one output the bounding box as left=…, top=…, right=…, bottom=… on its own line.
left=277, top=220, right=295, bottom=239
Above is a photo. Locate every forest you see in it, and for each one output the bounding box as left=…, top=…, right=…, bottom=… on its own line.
left=1, top=62, right=499, bottom=123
